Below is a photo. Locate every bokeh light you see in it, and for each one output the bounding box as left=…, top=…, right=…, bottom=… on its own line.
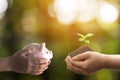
left=50, top=0, right=119, bottom=24
left=53, top=0, right=77, bottom=24
left=76, top=0, right=98, bottom=23
left=97, top=1, right=119, bottom=23
left=0, top=0, right=8, bottom=20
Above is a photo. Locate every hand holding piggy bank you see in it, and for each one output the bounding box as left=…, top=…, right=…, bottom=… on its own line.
left=9, top=42, right=53, bottom=75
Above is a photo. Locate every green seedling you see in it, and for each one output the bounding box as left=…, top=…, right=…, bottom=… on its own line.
left=77, top=33, right=94, bottom=44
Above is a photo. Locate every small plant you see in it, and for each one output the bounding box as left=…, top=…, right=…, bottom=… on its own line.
left=69, top=33, right=94, bottom=57
left=77, top=33, right=94, bottom=44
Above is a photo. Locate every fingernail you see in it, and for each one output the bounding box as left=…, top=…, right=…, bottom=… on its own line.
left=72, top=57, right=75, bottom=60
left=67, top=56, right=70, bottom=58
left=67, top=56, right=71, bottom=59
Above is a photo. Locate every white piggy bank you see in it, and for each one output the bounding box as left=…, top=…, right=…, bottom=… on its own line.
left=23, top=42, right=53, bottom=61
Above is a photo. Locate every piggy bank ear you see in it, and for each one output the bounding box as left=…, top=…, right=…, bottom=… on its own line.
left=41, top=42, right=46, bottom=49
left=42, top=42, right=46, bottom=47
left=42, top=42, right=46, bottom=46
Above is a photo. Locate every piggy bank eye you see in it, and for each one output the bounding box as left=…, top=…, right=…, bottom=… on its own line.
left=46, top=52, right=49, bottom=54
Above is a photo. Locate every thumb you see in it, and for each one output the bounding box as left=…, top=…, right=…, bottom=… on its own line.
left=72, top=52, right=89, bottom=61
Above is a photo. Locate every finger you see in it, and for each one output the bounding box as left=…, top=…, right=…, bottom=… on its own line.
left=14, top=49, right=29, bottom=57
left=36, top=66, right=48, bottom=72
left=31, top=65, right=41, bottom=71
left=34, top=67, right=48, bottom=75
left=66, top=57, right=83, bottom=74
left=37, top=58, right=49, bottom=64
left=30, top=58, right=49, bottom=65
left=65, top=57, right=84, bottom=74
left=27, top=69, right=36, bottom=75
left=34, top=71, right=43, bottom=75
left=65, top=57, right=68, bottom=63
left=41, top=66, right=48, bottom=71
left=67, top=65, right=83, bottom=75
left=27, top=64, right=40, bottom=75
left=28, top=65, right=43, bottom=75
left=30, top=64, right=48, bottom=72
left=68, top=56, right=84, bottom=68
left=66, top=57, right=81, bottom=70
left=65, top=57, right=73, bottom=67
left=39, top=64, right=48, bottom=70
left=72, top=52, right=89, bottom=61
left=19, top=48, right=35, bottom=57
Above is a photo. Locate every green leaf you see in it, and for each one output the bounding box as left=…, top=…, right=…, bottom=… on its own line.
left=78, top=38, right=85, bottom=41
left=84, top=40, right=90, bottom=44
left=85, top=33, right=94, bottom=38
left=77, top=33, right=85, bottom=38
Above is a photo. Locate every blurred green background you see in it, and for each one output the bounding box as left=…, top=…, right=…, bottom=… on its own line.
left=0, top=0, right=120, bottom=80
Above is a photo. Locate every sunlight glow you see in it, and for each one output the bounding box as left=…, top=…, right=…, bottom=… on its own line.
left=98, top=2, right=119, bottom=23
left=50, top=0, right=119, bottom=24
left=0, top=0, right=8, bottom=13
left=53, top=0, right=77, bottom=24
left=0, top=0, right=8, bottom=20
left=76, top=0, right=98, bottom=23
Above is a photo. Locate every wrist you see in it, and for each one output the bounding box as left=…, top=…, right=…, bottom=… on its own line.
left=103, top=54, right=120, bottom=70
left=0, top=56, right=13, bottom=71
left=102, top=54, right=111, bottom=69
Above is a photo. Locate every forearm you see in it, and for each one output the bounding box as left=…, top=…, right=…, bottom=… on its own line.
left=0, top=57, right=12, bottom=72
left=105, top=54, right=120, bottom=70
